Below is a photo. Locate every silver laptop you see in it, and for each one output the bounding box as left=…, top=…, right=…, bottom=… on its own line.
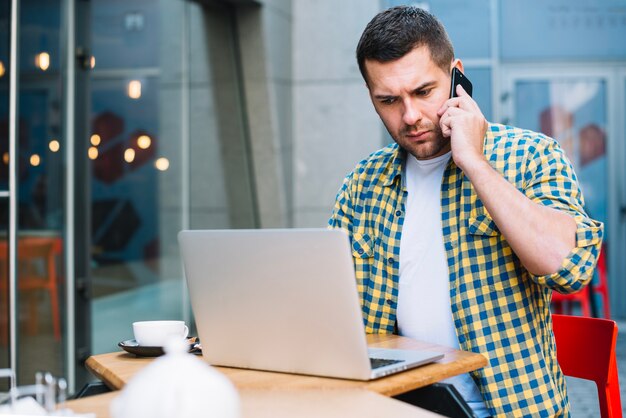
left=178, top=228, right=444, bottom=380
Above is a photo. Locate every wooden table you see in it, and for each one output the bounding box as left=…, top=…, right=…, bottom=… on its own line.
left=66, top=389, right=443, bottom=418
left=69, top=334, right=487, bottom=417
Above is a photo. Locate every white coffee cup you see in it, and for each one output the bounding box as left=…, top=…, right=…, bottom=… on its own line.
left=133, top=320, right=189, bottom=347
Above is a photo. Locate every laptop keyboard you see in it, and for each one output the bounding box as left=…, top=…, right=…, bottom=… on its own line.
left=370, top=357, right=403, bottom=369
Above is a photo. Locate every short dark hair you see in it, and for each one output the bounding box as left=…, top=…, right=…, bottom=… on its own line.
left=356, top=6, right=454, bottom=83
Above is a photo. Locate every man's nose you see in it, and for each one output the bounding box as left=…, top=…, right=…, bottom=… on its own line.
left=402, top=100, right=422, bottom=126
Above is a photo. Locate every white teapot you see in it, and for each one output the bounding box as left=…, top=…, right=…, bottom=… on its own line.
left=110, top=338, right=240, bottom=418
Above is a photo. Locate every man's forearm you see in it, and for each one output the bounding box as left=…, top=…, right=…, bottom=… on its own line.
left=462, top=158, right=577, bottom=276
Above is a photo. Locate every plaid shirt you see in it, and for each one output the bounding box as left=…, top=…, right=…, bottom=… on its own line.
left=329, top=123, right=603, bottom=417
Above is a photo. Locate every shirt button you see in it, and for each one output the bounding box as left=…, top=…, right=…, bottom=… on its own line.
left=357, top=248, right=364, bottom=255
left=388, top=257, right=395, bottom=265
left=386, top=299, right=394, bottom=305
left=395, top=210, right=402, bottom=217
left=458, top=334, right=466, bottom=343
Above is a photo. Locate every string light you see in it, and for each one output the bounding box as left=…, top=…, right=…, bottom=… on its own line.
left=49, top=139, right=60, bottom=152
left=127, top=80, right=142, bottom=99
left=155, top=157, right=169, bottom=171
left=124, top=148, right=135, bottom=163
left=88, top=147, right=98, bottom=160
left=36, top=52, right=50, bottom=71
left=137, top=135, right=151, bottom=149
left=90, top=134, right=101, bottom=146
left=30, top=154, right=41, bottom=166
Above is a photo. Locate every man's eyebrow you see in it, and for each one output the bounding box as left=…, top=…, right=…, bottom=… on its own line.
left=412, top=81, right=437, bottom=92
left=373, top=81, right=438, bottom=99
left=373, top=93, right=397, bottom=100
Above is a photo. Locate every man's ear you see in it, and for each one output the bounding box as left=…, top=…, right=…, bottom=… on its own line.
left=451, top=58, right=464, bottom=74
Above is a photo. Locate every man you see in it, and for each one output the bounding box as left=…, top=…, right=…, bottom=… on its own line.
left=329, top=6, right=603, bottom=417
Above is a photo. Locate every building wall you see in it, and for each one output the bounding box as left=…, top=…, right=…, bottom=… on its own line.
left=292, top=1, right=385, bottom=227
left=219, top=0, right=386, bottom=229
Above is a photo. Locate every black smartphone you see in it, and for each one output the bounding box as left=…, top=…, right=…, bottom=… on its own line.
left=450, top=67, right=473, bottom=98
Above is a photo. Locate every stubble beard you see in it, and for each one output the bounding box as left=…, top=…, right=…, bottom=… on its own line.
left=394, top=123, right=450, bottom=160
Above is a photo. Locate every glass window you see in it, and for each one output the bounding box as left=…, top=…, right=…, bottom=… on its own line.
left=90, top=0, right=178, bottom=354
left=501, top=0, right=626, bottom=61
left=91, top=0, right=159, bottom=69
left=90, top=0, right=256, bottom=355
left=5, top=0, right=67, bottom=385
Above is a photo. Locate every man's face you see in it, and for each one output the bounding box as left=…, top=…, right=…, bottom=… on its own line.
left=365, top=46, right=452, bottom=160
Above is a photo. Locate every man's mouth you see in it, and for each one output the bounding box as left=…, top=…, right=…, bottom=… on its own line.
left=405, top=130, right=430, bottom=141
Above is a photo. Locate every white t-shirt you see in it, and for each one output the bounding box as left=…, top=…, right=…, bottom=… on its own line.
left=398, top=151, right=489, bottom=417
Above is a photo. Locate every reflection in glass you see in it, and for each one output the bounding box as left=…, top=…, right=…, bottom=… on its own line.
left=126, top=80, right=141, bottom=99
left=89, top=0, right=180, bottom=351
left=0, top=205, right=8, bottom=390
left=12, top=0, right=66, bottom=384
left=90, top=0, right=257, bottom=355
left=48, top=140, right=60, bottom=153
left=35, top=52, right=50, bottom=71
left=154, top=157, right=169, bottom=172
left=0, top=0, right=9, bottom=382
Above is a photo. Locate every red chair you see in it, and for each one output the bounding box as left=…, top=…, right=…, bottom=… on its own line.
left=551, top=285, right=591, bottom=316
left=553, top=314, right=622, bottom=418
left=593, top=245, right=611, bottom=319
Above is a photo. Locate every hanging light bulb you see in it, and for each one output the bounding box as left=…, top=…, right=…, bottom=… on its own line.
left=88, top=147, right=98, bottom=160
left=36, top=52, right=50, bottom=71
left=124, top=148, right=136, bottom=163
left=155, top=157, right=170, bottom=171
left=137, top=135, right=151, bottom=149
left=90, top=134, right=101, bottom=146
left=127, top=80, right=142, bottom=99
left=49, top=139, right=60, bottom=152
left=30, top=154, right=41, bottom=166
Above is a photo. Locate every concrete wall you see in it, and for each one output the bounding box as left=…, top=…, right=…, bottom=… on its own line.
left=234, top=0, right=389, bottom=229
left=237, top=0, right=292, bottom=228
left=157, top=0, right=388, bottom=277
left=292, top=1, right=384, bottom=227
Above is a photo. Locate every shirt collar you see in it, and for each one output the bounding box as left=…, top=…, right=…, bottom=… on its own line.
left=381, top=144, right=406, bottom=187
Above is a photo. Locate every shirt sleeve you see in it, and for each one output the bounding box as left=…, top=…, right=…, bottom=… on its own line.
left=328, top=174, right=355, bottom=236
left=522, top=135, right=604, bottom=293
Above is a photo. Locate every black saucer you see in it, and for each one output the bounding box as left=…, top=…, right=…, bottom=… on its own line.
left=118, top=337, right=200, bottom=357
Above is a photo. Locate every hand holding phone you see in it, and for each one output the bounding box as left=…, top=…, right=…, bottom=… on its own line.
left=450, top=67, right=473, bottom=98
left=440, top=67, right=487, bottom=173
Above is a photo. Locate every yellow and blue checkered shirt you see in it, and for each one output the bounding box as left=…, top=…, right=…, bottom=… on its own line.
left=329, top=123, right=603, bottom=417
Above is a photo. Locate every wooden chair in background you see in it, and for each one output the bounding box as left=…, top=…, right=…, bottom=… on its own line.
left=17, top=237, right=61, bottom=340
left=0, top=236, right=62, bottom=342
